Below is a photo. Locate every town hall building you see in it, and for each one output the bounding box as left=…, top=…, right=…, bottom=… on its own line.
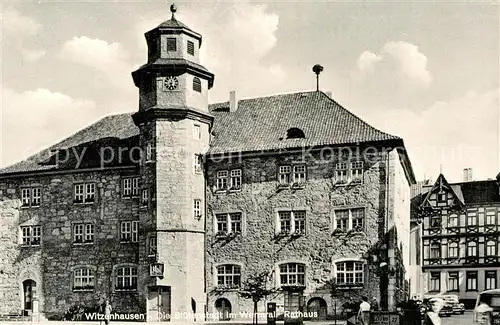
left=0, top=5, right=416, bottom=321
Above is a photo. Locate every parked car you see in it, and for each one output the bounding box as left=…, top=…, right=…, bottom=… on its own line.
left=473, top=289, right=500, bottom=324
left=453, top=302, right=465, bottom=315
left=422, top=297, right=452, bottom=317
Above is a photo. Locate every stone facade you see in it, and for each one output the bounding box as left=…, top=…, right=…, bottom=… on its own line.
left=205, top=146, right=410, bottom=318
left=0, top=169, right=146, bottom=318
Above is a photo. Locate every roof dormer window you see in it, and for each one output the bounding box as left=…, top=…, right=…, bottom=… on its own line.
left=286, top=128, right=305, bottom=139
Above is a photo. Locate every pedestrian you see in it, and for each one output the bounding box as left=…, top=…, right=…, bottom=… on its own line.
left=104, top=300, right=112, bottom=325
left=357, top=296, right=371, bottom=325
left=371, top=297, right=379, bottom=311
left=423, top=298, right=444, bottom=325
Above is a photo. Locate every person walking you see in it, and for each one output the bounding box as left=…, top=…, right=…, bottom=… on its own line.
left=371, top=297, right=379, bottom=311
left=423, top=298, right=443, bottom=325
left=104, top=300, right=112, bottom=325
left=357, top=296, right=371, bottom=325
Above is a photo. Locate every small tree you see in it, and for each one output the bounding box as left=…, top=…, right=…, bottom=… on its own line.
left=213, top=271, right=281, bottom=325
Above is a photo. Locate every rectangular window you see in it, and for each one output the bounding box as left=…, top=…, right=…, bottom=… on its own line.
left=216, top=265, right=241, bottom=288
left=193, top=124, right=201, bottom=139
left=116, top=266, right=138, bottom=290
left=467, top=214, right=477, bottom=226
left=74, top=268, right=95, bottom=290
left=73, top=223, right=94, bottom=244
left=193, top=199, right=202, bottom=218
left=216, top=171, right=228, bottom=191
left=485, top=271, right=497, bottom=290
left=292, top=165, right=306, bottom=184
left=21, top=188, right=31, bottom=206
left=120, top=221, right=139, bottom=242
left=278, top=166, right=291, bottom=185
left=448, top=272, right=459, bottom=291
left=466, top=271, right=478, bottom=291
left=486, top=213, right=496, bottom=225
left=141, top=189, right=148, bottom=206
left=215, top=212, right=242, bottom=235
left=335, top=163, right=349, bottom=184
left=486, top=241, right=496, bottom=256
left=278, top=210, right=307, bottom=235
left=31, top=188, right=41, bottom=206
left=279, top=211, right=292, bottom=233
left=194, top=155, right=203, bottom=174
left=334, top=208, right=365, bottom=231
left=280, top=263, right=305, bottom=286
left=187, top=40, right=195, bottom=55
left=430, top=272, right=440, bottom=292
left=74, top=183, right=96, bottom=204
left=21, top=225, right=41, bottom=246
left=230, top=169, right=242, bottom=190
left=21, top=186, right=42, bottom=207
left=350, top=161, right=364, bottom=183
left=336, top=261, right=364, bottom=285
left=448, top=215, right=458, bottom=227
left=122, top=177, right=139, bottom=198
left=148, top=236, right=157, bottom=257
left=430, top=215, right=441, bottom=228
left=167, top=38, right=177, bottom=52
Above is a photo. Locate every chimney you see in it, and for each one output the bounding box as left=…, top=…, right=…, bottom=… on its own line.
left=463, top=168, right=473, bottom=182
left=229, top=91, right=238, bottom=112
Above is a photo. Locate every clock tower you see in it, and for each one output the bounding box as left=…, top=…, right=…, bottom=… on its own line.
left=131, top=4, right=214, bottom=322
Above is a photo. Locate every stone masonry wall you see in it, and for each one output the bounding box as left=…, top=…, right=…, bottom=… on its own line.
left=0, top=168, right=145, bottom=318
left=205, top=146, right=395, bottom=318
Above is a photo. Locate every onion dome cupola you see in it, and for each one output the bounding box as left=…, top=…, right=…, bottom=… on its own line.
left=132, top=4, right=215, bottom=115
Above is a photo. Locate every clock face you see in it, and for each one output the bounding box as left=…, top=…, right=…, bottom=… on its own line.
left=164, top=76, right=179, bottom=91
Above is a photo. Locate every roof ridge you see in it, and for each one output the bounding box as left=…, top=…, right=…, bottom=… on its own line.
left=209, top=90, right=318, bottom=107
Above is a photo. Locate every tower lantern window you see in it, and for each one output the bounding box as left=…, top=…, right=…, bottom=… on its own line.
left=167, top=38, right=177, bottom=52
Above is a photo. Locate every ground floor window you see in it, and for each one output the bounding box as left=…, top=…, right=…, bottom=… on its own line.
left=466, top=271, right=478, bottom=291
left=485, top=271, right=497, bottom=290
left=115, top=266, right=138, bottom=290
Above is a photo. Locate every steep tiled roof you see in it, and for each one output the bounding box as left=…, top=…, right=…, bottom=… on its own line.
left=0, top=91, right=406, bottom=176
left=209, top=91, right=400, bottom=154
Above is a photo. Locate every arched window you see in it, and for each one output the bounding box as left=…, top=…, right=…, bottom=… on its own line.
left=447, top=242, right=458, bottom=258
left=193, top=77, right=202, bottom=93
left=467, top=241, right=477, bottom=257
left=486, top=241, right=496, bottom=256
left=216, top=264, right=241, bottom=289
left=279, top=263, right=305, bottom=286
left=335, top=260, right=364, bottom=285
left=286, top=128, right=305, bottom=139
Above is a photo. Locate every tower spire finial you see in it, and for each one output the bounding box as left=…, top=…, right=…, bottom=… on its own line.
left=170, top=3, right=177, bottom=20
left=312, top=64, right=324, bottom=92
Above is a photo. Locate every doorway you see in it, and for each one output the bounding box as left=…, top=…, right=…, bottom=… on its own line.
left=22, top=279, right=36, bottom=316
left=148, top=286, right=171, bottom=322
left=307, top=297, right=327, bottom=319
left=215, top=298, right=231, bottom=321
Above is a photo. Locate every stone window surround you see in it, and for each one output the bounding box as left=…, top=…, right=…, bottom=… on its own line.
left=187, top=40, right=195, bottom=56
left=429, top=271, right=441, bottom=292
left=274, top=259, right=309, bottom=288
left=331, top=206, right=366, bottom=232
left=20, top=185, right=42, bottom=208
left=141, top=188, right=149, bottom=207
left=73, top=182, right=97, bottom=204
left=19, top=225, right=42, bottom=247
left=121, top=176, right=140, bottom=198
left=70, top=265, right=97, bottom=292
left=112, top=263, right=139, bottom=292
left=215, top=168, right=242, bottom=192
left=193, top=123, right=201, bottom=140
left=332, top=257, right=367, bottom=286
left=485, top=270, right=497, bottom=290
left=213, top=261, right=244, bottom=290
left=334, top=160, right=364, bottom=186
left=120, top=221, right=139, bottom=243
left=274, top=207, right=310, bottom=235
left=193, top=77, right=202, bottom=93
left=194, top=154, right=203, bottom=175
left=72, top=222, right=95, bottom=245
left=277, top=164, right=307, bottom=186
left=212, top=210, right=246, bottom=236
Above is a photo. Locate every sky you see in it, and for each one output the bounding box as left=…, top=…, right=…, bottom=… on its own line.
left=1, top=0, right=499, bottom=183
